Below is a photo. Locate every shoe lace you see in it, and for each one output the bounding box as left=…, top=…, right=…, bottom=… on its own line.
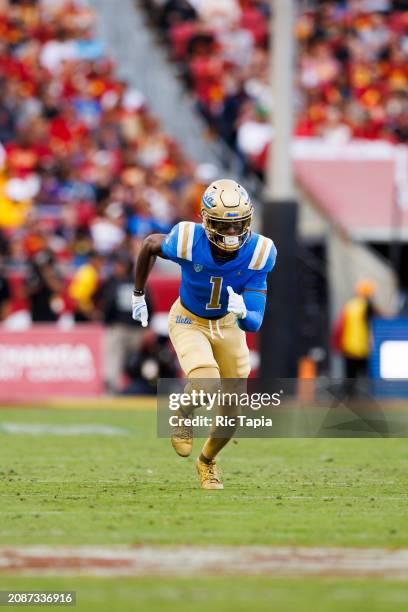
left=177, top=425, right=191, bottom=440
left=207, top=462, right=220, bottom=484
left=174, top=413, right=192, bottom=439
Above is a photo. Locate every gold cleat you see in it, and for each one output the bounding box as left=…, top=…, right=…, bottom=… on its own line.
left=196, top=457, right=224, bottom=490
left=171, top=410, right=193, bottom=457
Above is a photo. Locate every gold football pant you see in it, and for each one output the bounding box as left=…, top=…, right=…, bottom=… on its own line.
left=168, top=298, right=251, bottom=379
left=168, top=298, right=250, bottom=461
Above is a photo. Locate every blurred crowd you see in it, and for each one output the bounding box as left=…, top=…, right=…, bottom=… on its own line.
left=144, top=0, right=408, bottom=175
left=0, top=0, right=215, bottom=274
left=1, top=0, right=406, bottom=392
left=0, top=0, right=213, bottom=392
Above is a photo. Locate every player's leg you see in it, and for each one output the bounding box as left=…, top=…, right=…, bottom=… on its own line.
left=212, top=321, right=251, bottom=379
left=198, top=320, right=251, bottom=469
left=190, top=365, right=226, bottom=488
left=168, top=300, right=220, bottom=458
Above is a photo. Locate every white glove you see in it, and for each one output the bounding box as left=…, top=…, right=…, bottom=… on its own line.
left=227, top=286, right=247, bottom=320
left=132, top=293, right=149, bottom=327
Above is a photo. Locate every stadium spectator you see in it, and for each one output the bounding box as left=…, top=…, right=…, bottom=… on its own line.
left=25, top=249, right=63, bottom=323
left=100, top=253, right=154, bottom=393
left=333, top=279, right=380, bottom=384
left=0, top=256, right=11, bottom=322
left=145, top=0, right=408, bottom=174
left=123, top=332, right=177, bottom=395
left=90, top=202, right=127, bottom=256
left=68, top=251, right=104, bottom=322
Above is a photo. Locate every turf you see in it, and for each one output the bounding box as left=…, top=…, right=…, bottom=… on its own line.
left=2, top=406, right=408, bottom=611
left=1, top=407, right=408, bottom=548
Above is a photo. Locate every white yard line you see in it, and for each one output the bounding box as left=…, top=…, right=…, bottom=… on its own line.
left=0, top=424, right=129, bottom=436
left=2, top=546, right=408, bottom=578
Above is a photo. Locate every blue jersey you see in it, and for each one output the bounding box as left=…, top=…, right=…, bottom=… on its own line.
left=161, top=222, right=277, bottom=318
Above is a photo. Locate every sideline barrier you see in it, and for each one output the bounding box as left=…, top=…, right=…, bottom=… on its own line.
left=0, top=325, right=104, bottom=399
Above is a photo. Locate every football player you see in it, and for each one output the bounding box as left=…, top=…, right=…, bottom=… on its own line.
left=132, top=179, right=277, bottom=489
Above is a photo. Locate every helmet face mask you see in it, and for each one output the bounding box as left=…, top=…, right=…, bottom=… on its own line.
left=202, top=211, right=252, bottom=252
left=201, top=179, right=253, bottom=252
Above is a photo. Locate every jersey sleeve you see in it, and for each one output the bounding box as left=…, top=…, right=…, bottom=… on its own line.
left=238, top=290, right=266, bottom=333
left=161, top=221, right=195, bottom=263
left=245, top=238, right=277, bottom=290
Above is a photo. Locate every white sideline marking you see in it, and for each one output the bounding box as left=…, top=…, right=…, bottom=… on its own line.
left=2, top=546, right=408, bottom=577
left=0, top=423, right=129, bottom=436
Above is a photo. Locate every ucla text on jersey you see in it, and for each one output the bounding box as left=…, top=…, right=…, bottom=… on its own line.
left=161, top=222, right=277, bottom=319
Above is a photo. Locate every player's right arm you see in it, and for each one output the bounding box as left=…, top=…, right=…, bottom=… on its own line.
left=134, top=234, right=166, bottom=293
left=132, top=233, right=166, bottom=327
left=133, top=221, right=191, bottom=294
left=132, top=223, right=192, bottom=326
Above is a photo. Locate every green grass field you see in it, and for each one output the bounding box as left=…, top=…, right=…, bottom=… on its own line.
left=1, top=406, right=408, bottom=610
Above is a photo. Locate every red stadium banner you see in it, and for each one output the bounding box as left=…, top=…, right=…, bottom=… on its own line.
left=0, top=325, right=104, bottom=400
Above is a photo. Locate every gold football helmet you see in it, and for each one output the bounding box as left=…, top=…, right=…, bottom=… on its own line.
left=201, top=179, right=253, bottom=251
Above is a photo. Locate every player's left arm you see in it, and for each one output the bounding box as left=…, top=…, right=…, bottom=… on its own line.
left=240, top=287, right=268, bottom=332
left=227, top=285, right=267, bottom=333
left=227, top=240, right=277, bottom=332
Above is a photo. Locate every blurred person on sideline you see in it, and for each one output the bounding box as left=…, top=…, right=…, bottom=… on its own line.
left=25, top=250, right=63, bottom=323
left=333, top=280, right=380, bottom=383
left=123, top=332, right=177, bottom=395
left=68, top=251, right=104, bottom=322
left=0, top=255, right=11, bottom=322
left=100, top=253, right=154, bottom=393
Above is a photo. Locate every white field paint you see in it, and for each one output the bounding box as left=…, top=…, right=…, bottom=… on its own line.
left=2, top=546, right=408, bottom=578
left=0, top=423, right=129, bottom=436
